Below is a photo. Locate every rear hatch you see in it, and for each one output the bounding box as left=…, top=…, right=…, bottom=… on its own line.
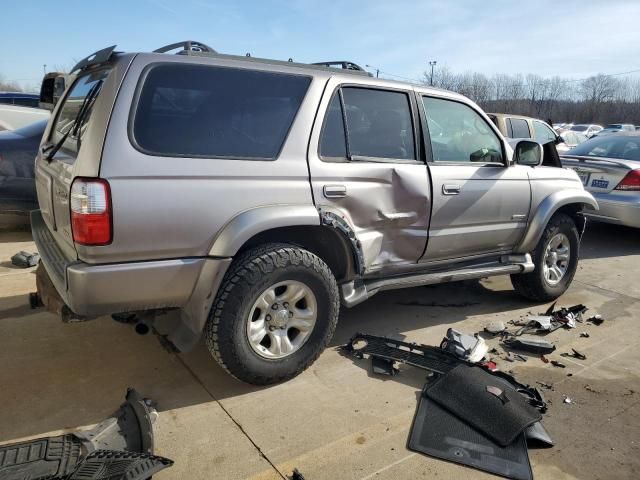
left=35, top=67, right=113, bottom=260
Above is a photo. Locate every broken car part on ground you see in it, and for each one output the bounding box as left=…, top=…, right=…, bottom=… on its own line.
left=0, top=389, right=173, bottom=480
left=342, top=331, right=551, bottom=480
left=342, top=303, right=602, bottom=480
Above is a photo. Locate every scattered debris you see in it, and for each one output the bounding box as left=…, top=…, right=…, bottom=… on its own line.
left=563, top=396, right=572, bottom=404
left=584, top=384, right=601, bottom=394
left=489, top=348, right=500, bottom=355
left=481, top=360, right=498, bottom=371
left=587, top=315, right=605, bottom=326
left=503, top=337, right=556, bottom=355
left=372, top=356, right=398, bottom=376
left=441, top=328, right=489, bottom=363
left=0, top=389, right=173, bottom=480
left=551, top=360, right=566, bottom=368
left=485, top=321, right=506, bottom=334
left=541, top=355, right=550, bottom=364
left=580, top=332, right=590, bottom=338
left=290, top=468, right=306, bottom=480
left=10, top=250, right=40, bottom=268
left=536, top=381, right=554, bottom=390
left=528, top=315, right=553, bottom=331
left=561, top=349, right=587, bottom=361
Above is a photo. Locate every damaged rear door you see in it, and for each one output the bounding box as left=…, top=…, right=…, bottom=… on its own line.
left=308, top=79, right=430, bottom=274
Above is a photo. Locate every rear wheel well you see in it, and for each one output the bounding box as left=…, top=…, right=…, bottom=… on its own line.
left=237, top=226, right=356, bottom=283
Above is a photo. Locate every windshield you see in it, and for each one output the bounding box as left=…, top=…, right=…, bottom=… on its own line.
left=50, top=68, right=110, bottom=157
left=605, top=124, right=623, bottom=129
left=569, top=135, right=640, bottom=160
left=571, top=125, right=588, bottom=131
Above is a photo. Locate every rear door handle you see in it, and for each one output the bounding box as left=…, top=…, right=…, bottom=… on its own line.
left=323, top=184, right=347, bottom=199
left=442, top=184, right=461, bottom=195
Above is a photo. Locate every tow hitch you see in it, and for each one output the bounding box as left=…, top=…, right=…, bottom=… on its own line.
left=0, top=389, right=173, bottom=480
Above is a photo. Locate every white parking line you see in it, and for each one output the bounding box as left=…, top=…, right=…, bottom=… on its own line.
left=360, top=453, right=417, bottom=480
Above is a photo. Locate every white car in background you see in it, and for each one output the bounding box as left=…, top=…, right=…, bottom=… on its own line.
left=562, top=133, right=640, bottom=228
left=557, top=130, right=588, bottom=153
left=0, top=104, right=50, bottom=131
left=570, top=124, right=603, bottom=138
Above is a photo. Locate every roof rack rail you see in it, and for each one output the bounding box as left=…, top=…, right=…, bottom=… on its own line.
left=311, top=61, right=369, bottom=73
left=153, top=41, right=217, bottom=55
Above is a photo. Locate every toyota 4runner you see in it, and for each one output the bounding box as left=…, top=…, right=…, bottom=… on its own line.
left=32, top=41, right=597, bottom=384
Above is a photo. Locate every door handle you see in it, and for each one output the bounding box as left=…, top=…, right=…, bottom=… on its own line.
left=442, top=184, right=461, bottom=195
left=323, top=184, right=347, bottom=199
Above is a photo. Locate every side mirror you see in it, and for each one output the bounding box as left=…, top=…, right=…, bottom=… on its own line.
left=555, top=135, right=564, bottom=145
left=39, top=73, right=67, bottom=111
left=514, top=140, right=543, bottom=166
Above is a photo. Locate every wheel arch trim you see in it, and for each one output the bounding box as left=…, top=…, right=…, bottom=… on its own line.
left=208, top=205, right=321, bottom=257
left=515, top=190, right=598, bottom=254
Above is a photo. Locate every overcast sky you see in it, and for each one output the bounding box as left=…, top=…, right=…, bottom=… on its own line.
left=2, top=0, right=640, bottom=90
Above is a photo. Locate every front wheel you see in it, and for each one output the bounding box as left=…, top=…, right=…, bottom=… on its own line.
left=511, top=213, right=579, bottom=301
left=205, top=243, right=339, bottom=385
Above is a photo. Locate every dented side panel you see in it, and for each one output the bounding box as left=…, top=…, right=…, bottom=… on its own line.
left=308, top=78, right=431, bottom=274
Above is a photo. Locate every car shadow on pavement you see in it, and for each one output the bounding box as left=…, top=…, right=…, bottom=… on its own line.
left=580, top=222, right=640, bottom=260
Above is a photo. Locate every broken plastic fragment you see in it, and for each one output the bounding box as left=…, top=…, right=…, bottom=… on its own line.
left=563, top=396, right=572, bottom=404
left=528, top=315, right=553, bottom=330
left=484, top=321, right=506, bottom=334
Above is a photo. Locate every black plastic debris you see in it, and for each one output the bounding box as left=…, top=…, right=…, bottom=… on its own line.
left=371, top=356, right=398, bottom=376
left=0, top=389, right=173, bottom=480
left=10, top=251, right=40, bottom=268
left=425, top=365, right=542, bottom=447
left=587, top=315, right=605, bottom=326
left=69, top=451, right=173, bottom=480
left=290, top=468, right=306, bottom=480
left=504, top=337, right=556, bottom=355
left=561, top=349, right=587, bottom=360
left=342, top=333, right=464, bottom=375
left=551, top=360, right=566, bottom=368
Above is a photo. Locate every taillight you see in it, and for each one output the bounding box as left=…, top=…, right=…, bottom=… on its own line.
left=614, top=169, right=640, bottom=191
left=70, top=178, right=112, bottom=245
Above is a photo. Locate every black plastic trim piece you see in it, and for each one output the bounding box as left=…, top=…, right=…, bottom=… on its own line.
left=319, top=210, right=365, bottom=275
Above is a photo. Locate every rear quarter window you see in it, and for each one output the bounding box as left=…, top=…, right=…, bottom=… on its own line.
left=131, top=64, right=311, bottom=159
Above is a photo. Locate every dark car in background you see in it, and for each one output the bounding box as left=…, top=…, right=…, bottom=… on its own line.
left=0, top=92, right=40, bottom=108
left=0, top=119, right=45, bottom=227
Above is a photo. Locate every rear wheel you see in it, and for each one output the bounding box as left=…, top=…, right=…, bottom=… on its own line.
left=205, top=243, right=339, bottom=385
left=511, top=213, right=579, bottom=301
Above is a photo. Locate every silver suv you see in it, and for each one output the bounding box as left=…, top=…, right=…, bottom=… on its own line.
left=32, top=42, right=597, bottom=385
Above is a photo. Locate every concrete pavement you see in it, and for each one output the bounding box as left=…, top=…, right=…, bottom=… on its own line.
left=0, top=222, right=638, bottom=479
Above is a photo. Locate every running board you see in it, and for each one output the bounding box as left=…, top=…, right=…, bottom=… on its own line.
left=341, top=254, right=534, bottom=308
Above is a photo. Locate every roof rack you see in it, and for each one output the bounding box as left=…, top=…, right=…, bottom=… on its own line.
left=69, top=41, right=372, bottom=78
left=311, top=61, right=369, bottom=73
left=153, top=41, right=217, bottom=55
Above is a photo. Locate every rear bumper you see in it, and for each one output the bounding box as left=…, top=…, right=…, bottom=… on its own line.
left=584, top=193, right=640, bottom=228
left=31, top=209, right=230, bottom=318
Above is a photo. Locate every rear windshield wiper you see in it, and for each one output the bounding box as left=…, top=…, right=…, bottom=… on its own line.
left=44, top=80, right=103, bottom=161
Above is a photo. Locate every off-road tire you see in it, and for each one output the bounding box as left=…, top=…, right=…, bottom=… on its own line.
left=511, top=213, right=579, bottom=302
left=205, top=243, right=339, bottom=385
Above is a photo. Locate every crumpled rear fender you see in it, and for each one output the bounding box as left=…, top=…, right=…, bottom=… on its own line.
left=515, top=189, right=598, bottom=253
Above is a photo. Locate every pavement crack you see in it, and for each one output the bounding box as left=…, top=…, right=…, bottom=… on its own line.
left=175, top=355, right=288, bottom=480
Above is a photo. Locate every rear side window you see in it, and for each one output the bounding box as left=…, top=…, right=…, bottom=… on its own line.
left=133, top=64, right=311, bottom=159
left=319, top=87, right=415, bottom=161
left=507, top=118, right=531, bottom=138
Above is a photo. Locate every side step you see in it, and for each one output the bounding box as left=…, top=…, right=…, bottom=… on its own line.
left=341, top=254, right=534, bottom=308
